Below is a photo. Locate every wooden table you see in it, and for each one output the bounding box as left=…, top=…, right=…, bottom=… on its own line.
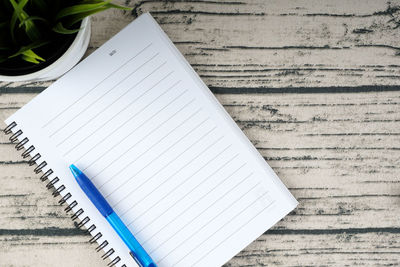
left=1, top=0, right=399, bottom=266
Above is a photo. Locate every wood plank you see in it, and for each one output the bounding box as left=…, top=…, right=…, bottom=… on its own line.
left=1, top=0, right=399, bottom=92
left=0, top=234, right=108, bottom=267
left=1, top=92, right=399, bottom=231
left=230, top=231, right=400, bottom=267
left=1, top=1, right=399, bottom=266
left=1, top=161, right=399, bottom=231
left=1, top=232, right=399, bottom=266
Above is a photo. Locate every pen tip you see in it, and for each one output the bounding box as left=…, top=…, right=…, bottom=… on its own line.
left=69, top=164, right=82, bottom=177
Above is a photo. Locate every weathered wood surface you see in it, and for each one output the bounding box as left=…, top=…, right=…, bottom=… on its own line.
left=2, top=0, right=400, bottom=92
left=1, top=0, right=400, bottom=266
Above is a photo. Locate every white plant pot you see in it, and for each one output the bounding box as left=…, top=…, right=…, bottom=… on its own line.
left=0, top=17, right=91, bottom=82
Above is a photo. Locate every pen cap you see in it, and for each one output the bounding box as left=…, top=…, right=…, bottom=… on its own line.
left=69, top=164, right=114, bottom=217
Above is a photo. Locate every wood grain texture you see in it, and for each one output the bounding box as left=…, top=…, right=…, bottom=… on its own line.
left=1, top=0, right=399, bottom=92
left=1, top=0, right=400, bottom=266
left=1, top=92, right=400, bottom=266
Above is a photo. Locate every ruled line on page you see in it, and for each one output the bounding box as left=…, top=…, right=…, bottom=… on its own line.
left=112, top=126, right=217, bottom=209
left=141, top=171, right=252, bottom=246
left=192, top=200, right=276, bottom=267
left=129, top=153, right=240, bottom=231
left=146, top=172, right=254, bottom=254
left=41, top=43, right=153, bottom=129
left=110, top=117, right=211, bottom=207
left=55, top=70, right=174, bottom=148
left=95, top=106, right=203, bottom=185
left=71, top=80, right=181, bottom=162
left=135, top=161, right=246, bottom=237
left=156, top=181, right=262, bottom=263
left=99, top=110, right=206, bottom=191
left=125, top=144, right=233, bottom=224
left=119, top=136, right=225, bottom=217
left=173, top=191, right=269, bottom=265
left=85, top=88, right=190, bottom=175
left=63, top=72, right=181, bottom=160
left=49, top=52, right=161, bottom=138
left=95, top=97, right=197, bottom=188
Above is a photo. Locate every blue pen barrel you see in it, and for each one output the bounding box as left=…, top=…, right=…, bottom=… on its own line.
left=70, top=165, right=114, bottom=217
left=107, top=212, right=157, bottom=267
left=69, top=165, right=157, bottom=267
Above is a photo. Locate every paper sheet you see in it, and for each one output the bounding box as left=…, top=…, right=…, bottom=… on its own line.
left=6, top=13, right=297, bottom=267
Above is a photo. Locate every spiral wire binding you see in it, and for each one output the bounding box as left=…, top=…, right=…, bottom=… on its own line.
left=4, top=122, right=122, bottom=267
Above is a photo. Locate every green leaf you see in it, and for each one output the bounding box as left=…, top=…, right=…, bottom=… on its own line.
left=104, top=3, right=132, bottom=11
left=19, top=49, right=45, bottom=64
left=65, top=6, right=109, bottom=27
left=55, top=1, right=111, bottom=20
left=19, top=16, right=47, bottom=28
left=9, top=0, right=28, bottom=13
left=10, top=10, right=18, bottom=43
left=23, top=49, right=45, bottom=61
left=2, top=0, right=132, bottom=65
left=9, top=0, right=29, bottom=25
left=9, top=40, right=50, bottom=58
left=52, top=22, right=80, bottom=34
left=21, top=54, right=40, bottom=64
left=78, top=1, right=132, bottom=10
left=9, top=0, right=41, bottom=41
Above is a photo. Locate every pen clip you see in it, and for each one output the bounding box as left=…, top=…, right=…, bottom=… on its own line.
left=129, top=251, right=144, bottom=267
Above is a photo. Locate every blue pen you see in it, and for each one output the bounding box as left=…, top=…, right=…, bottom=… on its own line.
left=69, top=164, right=157, bottom=267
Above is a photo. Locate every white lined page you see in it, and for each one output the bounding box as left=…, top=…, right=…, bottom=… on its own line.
left=6, top=13, right=297, bottom=267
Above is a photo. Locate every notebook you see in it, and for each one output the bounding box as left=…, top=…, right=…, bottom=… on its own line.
left=4, top=13, right=297, bottom=267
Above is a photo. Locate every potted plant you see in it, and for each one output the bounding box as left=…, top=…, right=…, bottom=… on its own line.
left=0, top=0, right=130, bottom=82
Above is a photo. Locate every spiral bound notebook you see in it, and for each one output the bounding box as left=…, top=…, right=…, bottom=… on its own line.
left=4, top=13, right=297, bottom=267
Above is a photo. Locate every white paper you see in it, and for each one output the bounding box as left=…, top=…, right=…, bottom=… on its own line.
left=6, top=13, right=297, bottom=267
